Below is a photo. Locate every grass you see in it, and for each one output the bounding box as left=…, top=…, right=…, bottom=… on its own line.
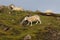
left=0, top=9, right=60, bottom=40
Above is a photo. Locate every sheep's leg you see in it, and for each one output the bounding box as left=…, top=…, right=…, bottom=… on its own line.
left=36, top=21, right=38, bottom=24
left=31, top=21, right=32, bottom=26
left=39, top=20, right=41, bottom=24
left=38, top=20, right=41, bottom=24
left=27, top=22, right=30, bottom=25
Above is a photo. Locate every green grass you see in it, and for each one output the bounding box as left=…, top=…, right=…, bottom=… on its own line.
left=0, top=10, right=60, bottom=40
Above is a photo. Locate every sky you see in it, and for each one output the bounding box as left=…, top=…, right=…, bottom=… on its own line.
left=0, top=0, right=60, bottom=13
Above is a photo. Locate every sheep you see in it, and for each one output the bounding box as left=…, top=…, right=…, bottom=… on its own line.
left=9, top=5, right=24, bottom=11
left=21, top=15, right=41, bottom=26
left=12, top=7, right=24, bottom=11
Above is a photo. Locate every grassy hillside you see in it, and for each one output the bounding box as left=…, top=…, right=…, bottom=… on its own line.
left=0, top=6, right=60, bottom=40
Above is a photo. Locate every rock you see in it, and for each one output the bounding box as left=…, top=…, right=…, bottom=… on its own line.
left=24, top=34, right=31, bottom=40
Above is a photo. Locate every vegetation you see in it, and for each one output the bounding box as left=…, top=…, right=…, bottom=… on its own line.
left=0, top=6, right=60, bottom=40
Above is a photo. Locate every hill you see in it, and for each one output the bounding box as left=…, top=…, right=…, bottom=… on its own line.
left=0, top=6, right=60, bottom=40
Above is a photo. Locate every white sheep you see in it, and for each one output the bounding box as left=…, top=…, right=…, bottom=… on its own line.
left=10, top=5, right=24, bottom=11
left=12, top=7, right=24, bottom=11
left=21, top=15, right=41, bottom=26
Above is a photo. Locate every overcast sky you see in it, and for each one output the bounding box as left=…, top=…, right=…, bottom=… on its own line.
left=0, top=0, right=60, bottom=13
